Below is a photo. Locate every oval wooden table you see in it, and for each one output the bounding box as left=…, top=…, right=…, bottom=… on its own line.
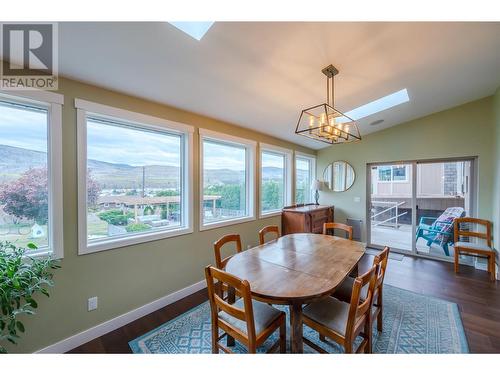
left=225, top=233, right=365, bottom=353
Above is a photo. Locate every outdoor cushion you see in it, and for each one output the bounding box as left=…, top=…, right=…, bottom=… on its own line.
left=303, top=297, right=350, bottom=336
left=218, top=299, right=282, bottom=336
left=434, top=207, right=465, bottom=242
left=455, top=241, right=493, bottom=252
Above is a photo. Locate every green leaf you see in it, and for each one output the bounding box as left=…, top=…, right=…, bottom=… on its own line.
left=26, top=243, right=38, bottom=250
left=16, top=321, right=24, bottom=333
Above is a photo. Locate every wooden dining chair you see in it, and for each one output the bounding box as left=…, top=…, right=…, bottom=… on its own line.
left=332, top=246, right=390, bottom=351
left=302, top=264, right=378, bottom=354
left=323, top=222, right=353, bottom=240
left=213, top=234, right=242, bottom=270
left=454, top=217, right=496, bottom=281
left=259, top=225, right=280, bottom=245
left=205, top=265, right=286, bottom=354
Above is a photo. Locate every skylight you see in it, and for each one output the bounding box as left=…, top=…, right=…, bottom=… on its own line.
left=168, top=22, right=214, bottom=41
left=345, top=89, right=410, bottom=120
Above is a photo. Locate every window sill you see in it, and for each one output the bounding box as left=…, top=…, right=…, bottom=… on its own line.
left=79, top=226, right=193, bottom=255
left=24, top=249, right=62, bottom=260
left=259, top=210, right=283, bottom=219
left=200, top=216, right=256, bottom=231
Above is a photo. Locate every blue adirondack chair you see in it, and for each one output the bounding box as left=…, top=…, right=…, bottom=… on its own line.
left=415, top=207, right=465, bottom=256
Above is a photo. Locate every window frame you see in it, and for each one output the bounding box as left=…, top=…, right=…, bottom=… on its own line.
left=0, top=90, right=64, bottom=259
left=378, top=165, right=409, bottom=183
left=199, top=128, right=256, bottom=231
left=75, top=99, right=194, bottom=255
left=294, top=152, right=316, bottom=205
left=259, top=143, right=293, bottom=218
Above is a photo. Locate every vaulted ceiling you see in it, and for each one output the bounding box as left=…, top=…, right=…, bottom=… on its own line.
left=56, top=22, right=500, bottom=149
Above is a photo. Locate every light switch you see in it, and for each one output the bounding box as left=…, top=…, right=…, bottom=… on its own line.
left=354, top=197, right=361, bottom=203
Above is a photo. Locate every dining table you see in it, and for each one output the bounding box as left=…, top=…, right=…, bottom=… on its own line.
left=225, top=232, right=365, bottom=353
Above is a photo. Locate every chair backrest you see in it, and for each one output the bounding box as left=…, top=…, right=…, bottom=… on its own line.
left=205, top=266, right=256, bottom=342
left=323, top=222, right=353, bottom=240
left=346, top=264, right=378, bottom=339
left=373, top=247, right=390, bottom=303
left=213, top=234, right=242, bottom=269
left=259, top=225, right=280, bottom=245
left=454, top=217, right=492, bottom=247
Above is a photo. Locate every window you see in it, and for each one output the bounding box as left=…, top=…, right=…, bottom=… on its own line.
left=200, top=129, right=255, bottom=229
left=76, top=99, right=193, bottom=254
left=260, top=144, right=292, bottom=216
left=295, top=154, right=316, bottom=204
left=378, top=165, right=407, bottom=182
left=0, top=91, right=63, bottom=258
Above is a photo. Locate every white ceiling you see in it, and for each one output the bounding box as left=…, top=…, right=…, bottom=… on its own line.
left=56, top=22, right=500, bottom=150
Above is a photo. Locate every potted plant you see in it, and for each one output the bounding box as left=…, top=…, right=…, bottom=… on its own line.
left=0, top=241, right=60, bottom=353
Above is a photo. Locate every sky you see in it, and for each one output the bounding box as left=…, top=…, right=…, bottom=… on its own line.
left=0, top=104, right=295, bottom=171
left=0, top=102, right=48, bottom=152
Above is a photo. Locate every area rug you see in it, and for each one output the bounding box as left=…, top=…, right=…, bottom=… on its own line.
left=129, top=284, right=469, bottom=354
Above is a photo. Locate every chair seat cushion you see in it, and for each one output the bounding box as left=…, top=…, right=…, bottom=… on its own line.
left=303, top=297, right=350, bottom=336
left=333, top=276, right=369, bottom=303
left=455, top=241, right=493, bottom=252
left=218, top=299, right=282, bottom=336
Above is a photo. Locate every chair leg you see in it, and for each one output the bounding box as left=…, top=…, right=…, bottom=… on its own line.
left=366, top=320, right=373, bottom=354
left=211, top=324, right=219, bottom=354
left=377, top=307, right=383, bottom=333
left=443, top=243, right=450, bottom=257
left=279, top=320, right=287, bottom=353
left=489, top=255, right=496, bottom=281
left=454, top=249, right=459, bottom=274
left=344, top=340, right=353, bottom=354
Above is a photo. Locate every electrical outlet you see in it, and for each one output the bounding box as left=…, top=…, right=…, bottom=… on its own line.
left=354, top=197, right=361, bottom=203
left=247, top=245, right=251, bottom=249
left=88, top=296, right=98, bottom=311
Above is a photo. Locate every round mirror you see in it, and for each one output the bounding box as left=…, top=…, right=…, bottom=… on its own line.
left=323, top=161, right=356, bottom=192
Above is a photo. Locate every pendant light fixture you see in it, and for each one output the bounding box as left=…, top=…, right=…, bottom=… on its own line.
left=295, top=65, right=361, bottom=144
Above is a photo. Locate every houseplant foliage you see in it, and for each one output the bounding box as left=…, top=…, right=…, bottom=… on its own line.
left=0, top=241, right=60, bottom=353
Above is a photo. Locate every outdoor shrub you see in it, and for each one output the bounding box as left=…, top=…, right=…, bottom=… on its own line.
left=125, top=223, right=151, bottom=232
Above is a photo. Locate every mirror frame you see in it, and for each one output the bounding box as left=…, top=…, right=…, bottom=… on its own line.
left=323, top=160, right=356, bottom=192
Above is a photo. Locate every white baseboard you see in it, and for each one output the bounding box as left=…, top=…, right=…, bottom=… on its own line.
left=36, top=279, right=206, bottom=353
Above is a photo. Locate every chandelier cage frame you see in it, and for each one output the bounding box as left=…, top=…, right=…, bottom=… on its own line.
left=295, top=64, right=362, bottom=145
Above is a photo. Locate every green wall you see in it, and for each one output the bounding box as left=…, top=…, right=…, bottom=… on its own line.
left=317, top=96, right=496, bottom=244
left=493, top=87, right=500, bottom=258
left=6, top=77, right=316, bottom=353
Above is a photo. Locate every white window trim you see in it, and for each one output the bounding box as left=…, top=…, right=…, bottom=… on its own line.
left=294, top=151, right=316, bottom=205
left=199, top=128, right=256, bottom=231
left=259, top=143, right=293, bottom=218
left=0, top=90, right=64, bottom=259
left=75, top=99, right=194, bottom=255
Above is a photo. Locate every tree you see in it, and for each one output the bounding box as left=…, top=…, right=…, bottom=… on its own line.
left=261, top=181, right=282, bottom=211
left=0, top=168, right=48, bottom=225
left=87, top=170, right=101, bottom=207
left=0, top=167, right=101, bottom=224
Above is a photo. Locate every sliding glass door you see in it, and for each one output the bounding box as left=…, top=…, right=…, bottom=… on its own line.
left=368, top=158, right=475, bottom=262
left=369, top=163, right=415, bottom=252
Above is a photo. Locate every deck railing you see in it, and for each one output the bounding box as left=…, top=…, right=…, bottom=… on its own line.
left=371, top=201, right=407, bottom=228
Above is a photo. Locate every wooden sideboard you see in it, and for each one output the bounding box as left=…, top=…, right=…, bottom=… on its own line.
left=281, top=204, right=334, bottom=235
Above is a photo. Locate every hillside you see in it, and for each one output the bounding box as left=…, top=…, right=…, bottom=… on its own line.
left=0, top=144, right=309, bottom=188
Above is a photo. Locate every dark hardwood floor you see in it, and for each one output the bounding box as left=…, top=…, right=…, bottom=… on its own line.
left=69, top=253, right=500, bottom=353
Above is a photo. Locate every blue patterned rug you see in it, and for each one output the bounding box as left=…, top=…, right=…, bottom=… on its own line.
left=129, top=284, right=469, bottom=354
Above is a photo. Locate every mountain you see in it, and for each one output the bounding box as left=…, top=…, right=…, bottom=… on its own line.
left=0, top=144, right=311, bottom=188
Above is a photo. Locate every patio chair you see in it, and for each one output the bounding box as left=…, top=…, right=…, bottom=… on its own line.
left=415, top=207, right=465, bottom=256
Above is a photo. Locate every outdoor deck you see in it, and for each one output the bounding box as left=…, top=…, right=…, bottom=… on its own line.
left=371, top=224, right=456, bottom=257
